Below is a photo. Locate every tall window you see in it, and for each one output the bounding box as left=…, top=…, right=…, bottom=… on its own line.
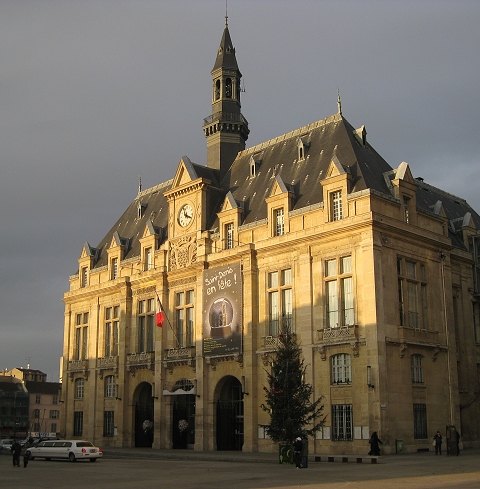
left=332, top=404, right=353, bottom=441
left=33, top=409, right=40, bottom=418
left=144, top=247, right=153, bottom=271
left=51, top=423, right=57, bottom=433
left=176, top=290, right=194, bottom=347
left=274, top=208, right=285, bottom=236
left=331, top=354, right=352, bottom=384
left=49, top=410, right=59, bottom=419
left=111, top=257, right=118, bottom=280
left=81, top=267, right=88, bottom=288
left=225, top=223, right=234, bottom=249
left=35, top=395, right=41, bottom=404
left=330, top=190, right=343, bottom=221
left=325, top=256, right=354, bottom=328
left=397, top=258, right=427, bottom=329
left=104, top=411, right=114, bottom=437
left=403, top=196, right=411, bottom=223
left=411, top=354, right=424, bottom=384
left=268, top=269, right=292, bottom=336
left=104, top=306, right=120, bottom=357
left=74, top=312, right=89, bottom=360
left=105, top=375, right=116, bottom=398
left=413, top=404, right=427, bottom=439
left=138, top=299, right=155, bottom=352
left=75, top=378, right=84, bottom=399
left=74, top=411, right=83, bottom=437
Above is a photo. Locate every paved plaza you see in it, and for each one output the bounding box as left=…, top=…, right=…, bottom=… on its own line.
left=1, top=448, right=479, bottom=488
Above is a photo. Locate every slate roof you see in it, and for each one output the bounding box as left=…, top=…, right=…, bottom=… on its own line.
left=86, top=112, right=479, bottom=271
left=25, top=381, right=61, bottom=395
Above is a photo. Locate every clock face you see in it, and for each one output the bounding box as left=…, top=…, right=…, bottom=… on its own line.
left=178, top=204, right=194, bottom=227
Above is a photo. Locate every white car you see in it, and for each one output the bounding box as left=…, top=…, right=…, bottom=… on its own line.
left=26, top=440, right=103, bottom=462
left=0, top=439, right=14, bottom=451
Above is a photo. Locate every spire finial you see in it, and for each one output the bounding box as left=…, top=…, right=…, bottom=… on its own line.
left=225, top=0, right=228, bottom=26
left=337, top=88, right=342, bottom=116
left=138, top=175, right=142, bottom=194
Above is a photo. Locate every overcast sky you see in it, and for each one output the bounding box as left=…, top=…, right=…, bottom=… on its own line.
left=1, top=1, right=479, bottom=381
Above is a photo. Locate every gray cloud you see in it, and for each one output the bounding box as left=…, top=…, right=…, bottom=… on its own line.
left=1, top=0, right=479, bottom=379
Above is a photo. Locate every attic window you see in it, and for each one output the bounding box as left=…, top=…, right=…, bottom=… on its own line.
left=297, top=137, right=310, bottom=161
left=137, top=201, right=146, bottom=219
left=403, top=196, right=410, bottom=223
left=250, top=161, right=256, bottom=177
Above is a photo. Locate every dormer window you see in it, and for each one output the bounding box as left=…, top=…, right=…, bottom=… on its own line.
left=274, top=208, right=285, bottom=236
left=297, top=137, right=310, bottom=161
left=81, top=267, right=88, bottom=288
left=144, top=247, right=153, bottom=271
left=403, top=196, right=410, bottom=223
left=111, top=258, right=118, bottom=280
left=330, top=191, right=343, bottom=221
left=225, top=223, right=234, bottom=249
left=250, top=161, right=256, bottom=177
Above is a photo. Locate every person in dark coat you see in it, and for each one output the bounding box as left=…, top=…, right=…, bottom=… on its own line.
left=368, top=432, right=382, bottom=456
left=433, top=431, right=442, bottom=455
left=23, top=449, right=31, bottom=468
left=11, top=439, right=21, bottom=467
left=301, top=435, right=308, bottom=468
left=293, top=437, right=303, bottom=468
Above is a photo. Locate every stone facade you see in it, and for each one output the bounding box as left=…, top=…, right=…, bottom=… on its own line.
left=60, top=22, right=480, bottom=454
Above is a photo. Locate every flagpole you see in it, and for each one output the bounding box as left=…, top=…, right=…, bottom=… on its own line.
left=155, top=292, right=180, bottom=348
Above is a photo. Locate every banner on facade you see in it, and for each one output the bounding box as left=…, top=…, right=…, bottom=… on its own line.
left=202, top=261, right=242, bottom=357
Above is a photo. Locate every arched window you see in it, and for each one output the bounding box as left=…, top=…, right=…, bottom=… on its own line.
left=215, top=80, right=221, bottom=100
left=331, top=354, right=351, bottom=384
left=411, top=354, right=424, bottom=383
left=225, top=78, right=232, bottom=98
left=105, top=375, right=116, bottom=398
left=75, top=378, right=84, bottom=399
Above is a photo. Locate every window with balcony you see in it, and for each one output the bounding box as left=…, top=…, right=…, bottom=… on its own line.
left=397, top=258, right=428, bottom=330
left=268, top=268, right=292, bottom=336
left=332, top=404, right=353, bottom=441
left=325, top=256, right=354, bottom=328
left=331, top=354, right=352, bottom=384
left=176, top=290, right=194, bottom=347
left=74, top=312, right=89, bottom=360
left=104, top=306, right=120, bottom=357
left=138, top=299, right=154, bottom=353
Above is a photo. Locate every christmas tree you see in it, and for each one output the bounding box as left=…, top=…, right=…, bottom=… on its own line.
left=261, top=326, right=325, bottom=443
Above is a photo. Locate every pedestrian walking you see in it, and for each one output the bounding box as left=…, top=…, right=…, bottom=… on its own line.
left=433, top=431, right=442, bottom=455
left=301, top=435, right=308, bottom=468
left=23, top=449, right=31, bottom=468
left=11, top=439, right=21, bottom=467
left=368, top=432, right=382, bottom=456
left=293, top=437, right=303, bottom=468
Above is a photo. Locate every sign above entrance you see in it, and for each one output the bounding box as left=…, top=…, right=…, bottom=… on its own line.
left=202, top=261, right=242, bottom=357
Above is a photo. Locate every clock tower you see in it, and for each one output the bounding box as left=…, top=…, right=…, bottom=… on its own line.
left=203, top=18, right=249, bottom=177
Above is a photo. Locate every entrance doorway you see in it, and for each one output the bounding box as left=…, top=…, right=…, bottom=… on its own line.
left=216, top=376, right=243, bottom=450
left=134, top=382, right=154, bottom=447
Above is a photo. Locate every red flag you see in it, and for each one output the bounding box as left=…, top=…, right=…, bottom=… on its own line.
left=156, top=311, right=165, bottom=327
left=156, top=298, right=164, bottom=327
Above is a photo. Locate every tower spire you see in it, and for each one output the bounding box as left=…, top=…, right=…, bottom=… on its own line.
left=337, top=88, right=342, bottom=116
left=203, top=20, right=249, bottom=176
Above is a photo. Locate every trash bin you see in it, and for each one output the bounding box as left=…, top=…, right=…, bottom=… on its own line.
left=279, top=443, right=293, bottom=464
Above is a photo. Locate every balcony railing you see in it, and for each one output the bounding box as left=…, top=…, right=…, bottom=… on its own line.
left=164, top=346, right=195, bottom=361
left=67, top=359, right=87, bottom=371
left=318, top=324, right=358, bottom=343
left=203, top=111, right=248, bottom=126
left=126, top=351, right=155, bottom=371
left=96, top=356, right=118, bottom=369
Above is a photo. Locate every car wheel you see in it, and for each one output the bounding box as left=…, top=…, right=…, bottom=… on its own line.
left=69, top=452, right=76, bottom=462
left=89, top=458, right=97, bottom=462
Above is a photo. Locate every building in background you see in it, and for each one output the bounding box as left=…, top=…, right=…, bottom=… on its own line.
left=60, top=20, right=480, bottom=454
left=0, top=375, right=29, bottom=439
left=4, top=367, right=62, bottom=438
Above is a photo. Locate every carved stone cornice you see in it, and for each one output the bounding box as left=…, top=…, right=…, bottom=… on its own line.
left=206, top=353, right=243, bottom=371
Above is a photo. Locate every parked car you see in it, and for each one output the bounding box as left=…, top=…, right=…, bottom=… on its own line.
left=26, top=440, right=102, bottom=462
left=0, top=439, right=14, bottom=451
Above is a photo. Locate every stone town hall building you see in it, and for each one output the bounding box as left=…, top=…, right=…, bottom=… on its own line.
left=61, top=21, right=480, bottom=454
